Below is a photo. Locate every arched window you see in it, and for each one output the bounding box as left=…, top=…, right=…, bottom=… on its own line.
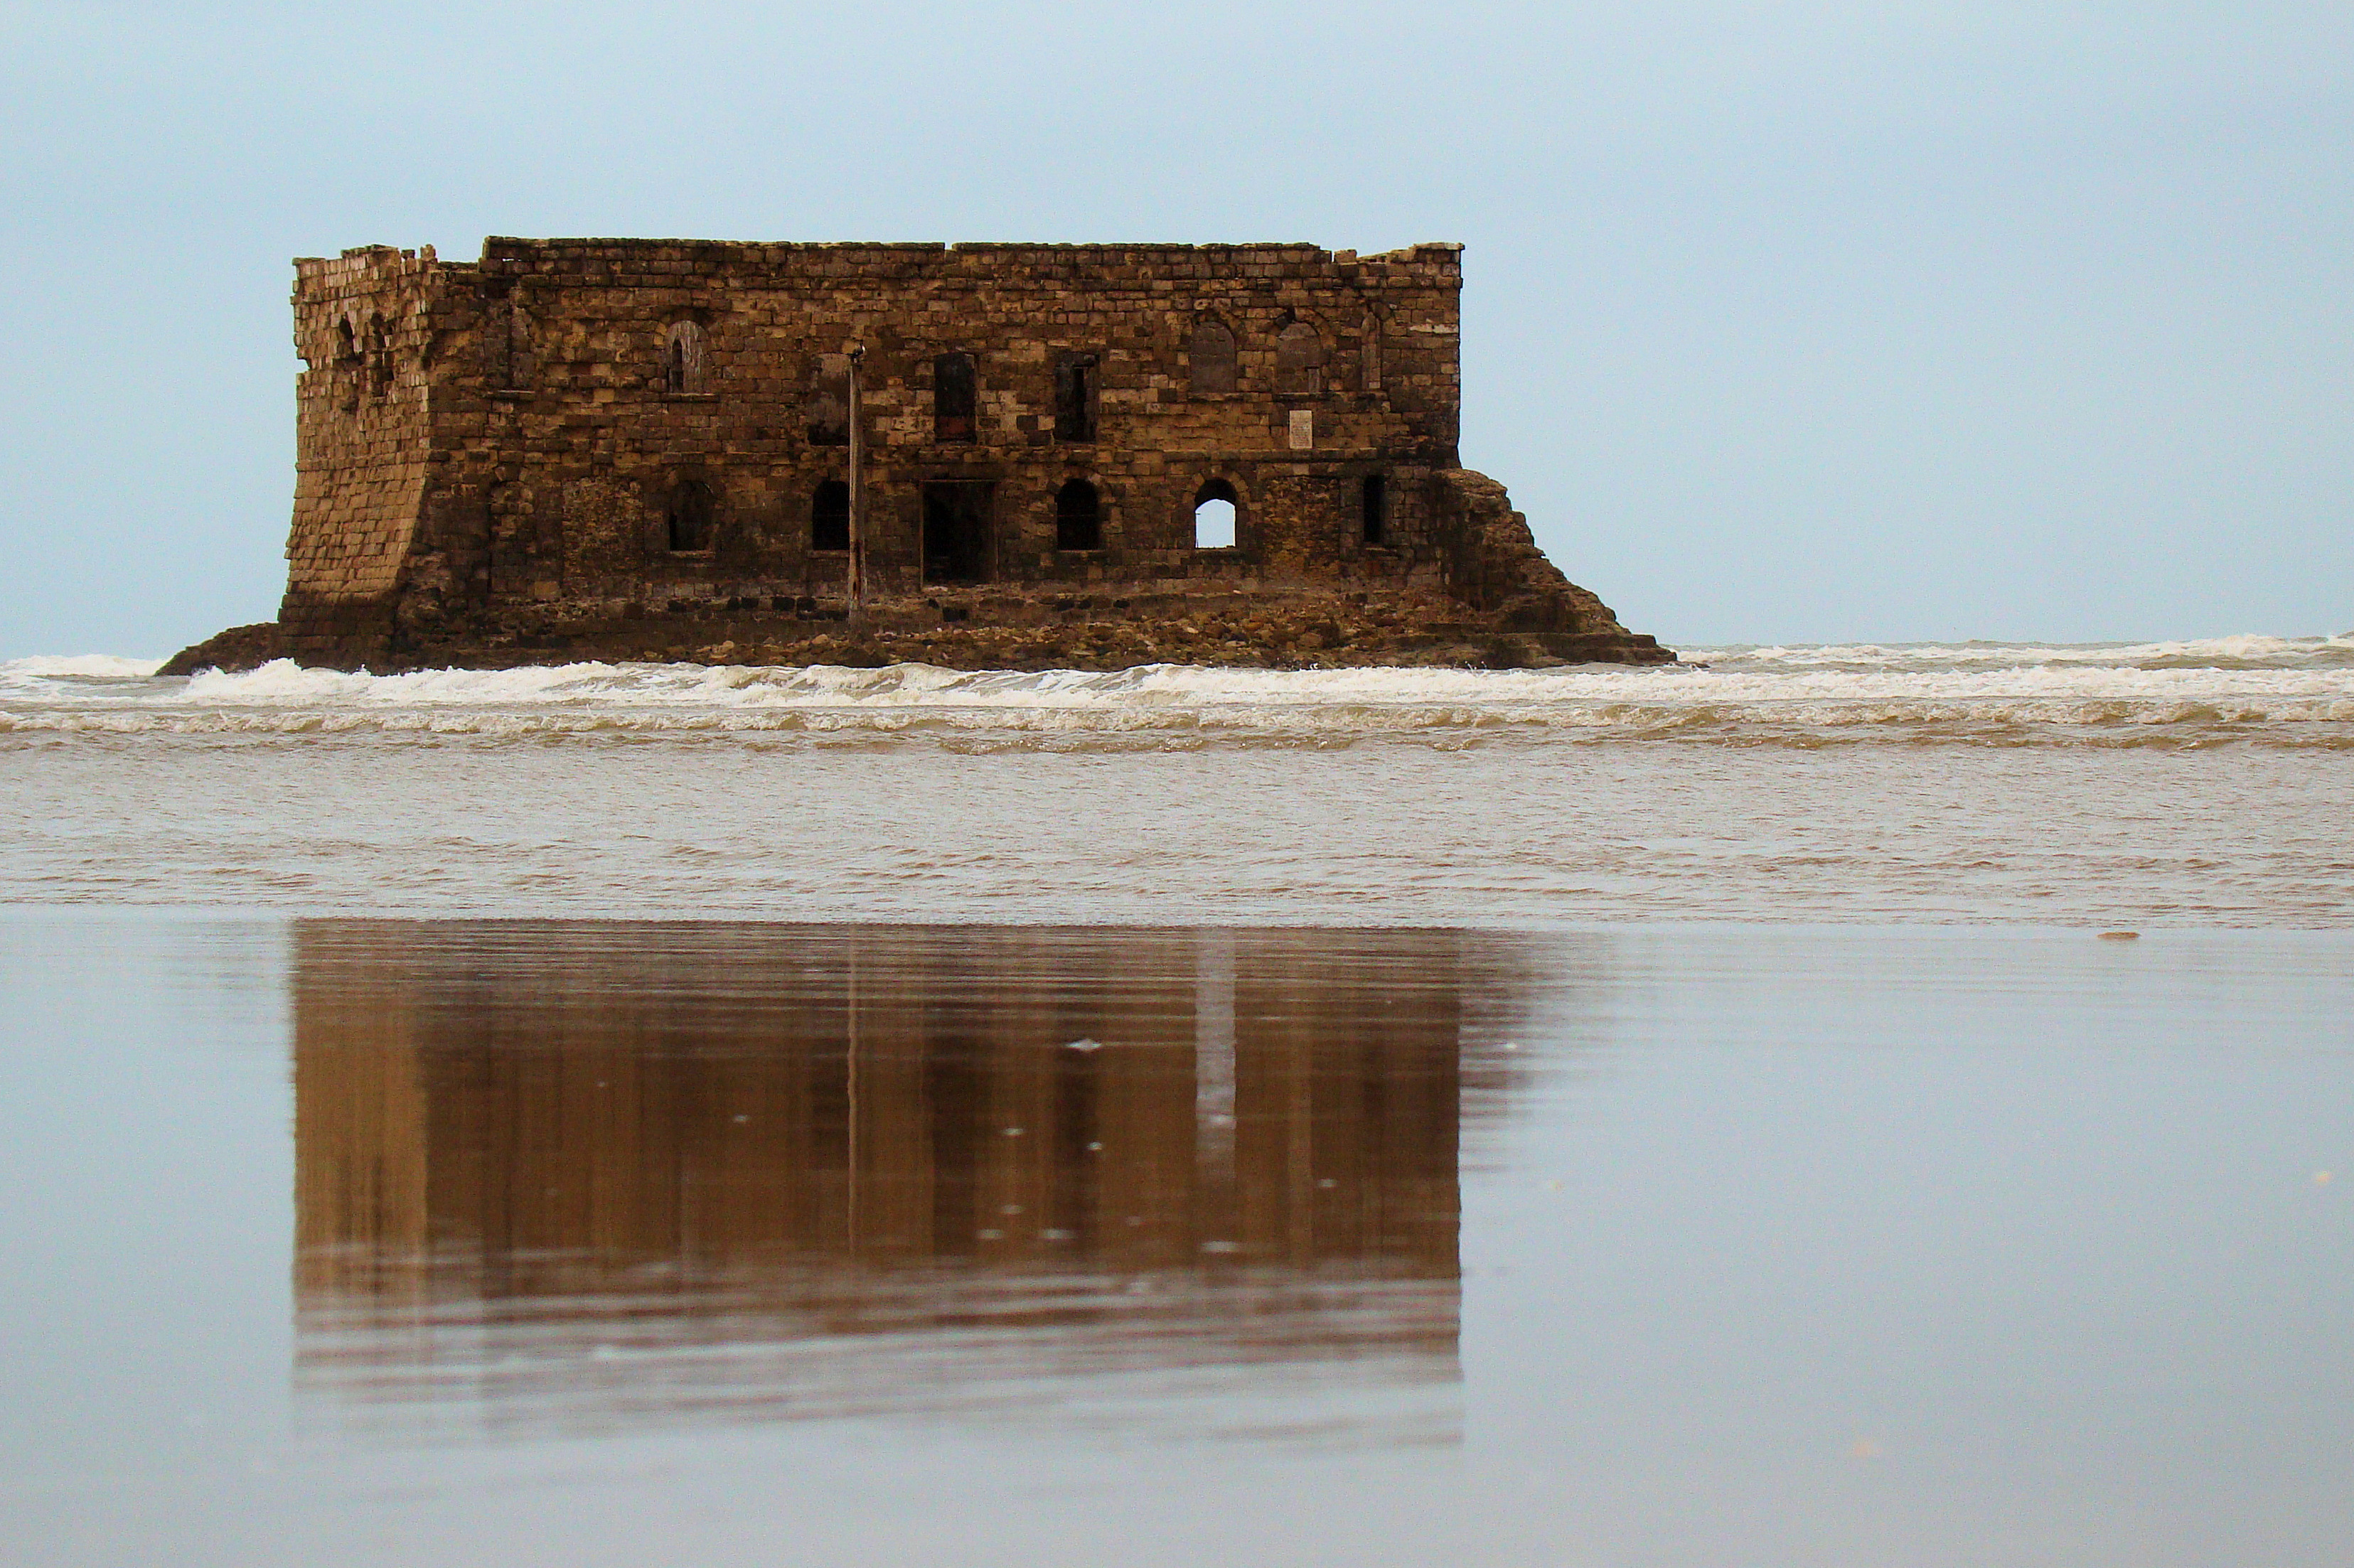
left=484, top=300, right=513, bottom=387
left=1056, top=478, right=1102, bottom=552
left=366, top=313, right=392, bottom=397
left=483, top=298, right=533, bottom=390
left=663, top=321, right=706, bottom=394
left=933, top=351, right=976, bottom=442
left=1193, top=478, right=1238, bottom=549
left=1189, top=319, right=1237, bottom=393
left=336, top=317, right=361, bottom=410
left=811, top=480, right=850, bottom=552
left=1361, top=473, right=1387, bottom=546
left=666, top=480, right=715, bottom=552
left=1275, top=321, right=1323, bottom=397
left=807, top=356, right=850, bottom=445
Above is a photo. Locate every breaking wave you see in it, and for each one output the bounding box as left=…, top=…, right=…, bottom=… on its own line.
left=5, top=638, right=2353, bottom=748
left=1699, top=634, right=2354, bottom=673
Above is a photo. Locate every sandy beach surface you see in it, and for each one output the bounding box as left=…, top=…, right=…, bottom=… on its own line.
left=4, top=638, right=2349, bottom=1564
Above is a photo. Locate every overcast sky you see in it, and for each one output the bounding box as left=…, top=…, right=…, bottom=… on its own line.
left=2, top=1, right=2346, bottom=656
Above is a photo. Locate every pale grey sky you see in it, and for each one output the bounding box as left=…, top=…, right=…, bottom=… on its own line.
left=2, top=1, right=2346, bottom=655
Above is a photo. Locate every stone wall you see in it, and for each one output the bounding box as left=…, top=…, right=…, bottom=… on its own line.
left=165, top=237, right=1673, bottom=673
left=410, top=238, right=1467, bottom=612
left=287, top=247, right=439, bottom=601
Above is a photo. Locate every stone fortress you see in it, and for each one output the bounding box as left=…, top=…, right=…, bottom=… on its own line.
left=166, top=238, right=1669, bottom=673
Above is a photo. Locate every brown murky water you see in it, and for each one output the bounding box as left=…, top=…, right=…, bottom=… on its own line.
left=4, top=915, right=2349, bottom=1566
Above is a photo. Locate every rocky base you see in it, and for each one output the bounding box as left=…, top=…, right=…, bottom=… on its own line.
left=163, top=587, right=1673, bottom=677
left=159, top=622, right=293, bottom=677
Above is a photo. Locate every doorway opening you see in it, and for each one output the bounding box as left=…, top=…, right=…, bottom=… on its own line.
left=1193, top=478, right=1238, bottom=549
left=666, top=480, right=715, bottom=552
left=922, top=481, right=994, bottom=584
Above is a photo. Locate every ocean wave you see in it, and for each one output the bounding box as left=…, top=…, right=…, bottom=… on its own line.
left=1690, top=633, right=2354, bottom=672
left=6, top=646, right=2353, bottom=747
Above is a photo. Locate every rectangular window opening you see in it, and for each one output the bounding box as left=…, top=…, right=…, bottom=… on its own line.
left=934, top=353, right=977, bottom=444
left=1054, top=356, right=1097, bottom=444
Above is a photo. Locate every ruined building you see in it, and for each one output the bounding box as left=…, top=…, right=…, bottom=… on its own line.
left=166, top=239, right=1669, bottom=673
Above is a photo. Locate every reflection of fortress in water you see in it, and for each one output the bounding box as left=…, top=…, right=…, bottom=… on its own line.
left=292, top=923, right=1536, bottom=1436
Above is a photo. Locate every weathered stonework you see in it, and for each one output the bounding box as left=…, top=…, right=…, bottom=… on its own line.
left=166, top=238, right=1670, bottom=674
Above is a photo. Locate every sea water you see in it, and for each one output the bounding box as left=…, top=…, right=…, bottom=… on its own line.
left=2, top=640, right=2350, bottom=1565
left=3, top=637, right=2350, bottom=921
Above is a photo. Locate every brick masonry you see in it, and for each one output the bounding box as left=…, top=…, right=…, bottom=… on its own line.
left=164, top=239, right=1670, bottom=673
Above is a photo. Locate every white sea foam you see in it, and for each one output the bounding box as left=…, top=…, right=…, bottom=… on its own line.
left=0, top=653, right=166, bottom=680
left=7, top=640, right=2351, bottom=921
left=5, top=643, right=2353, bottom=745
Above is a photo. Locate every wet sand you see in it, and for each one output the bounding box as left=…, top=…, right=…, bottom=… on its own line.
left=3, top=915, right=2347, bottom=1566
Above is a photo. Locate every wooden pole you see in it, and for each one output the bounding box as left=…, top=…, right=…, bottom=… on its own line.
left=845, top=344, right=866, bottom=624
